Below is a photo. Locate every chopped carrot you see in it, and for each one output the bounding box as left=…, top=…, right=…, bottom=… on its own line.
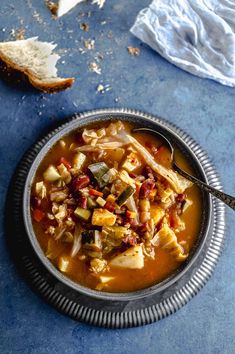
left=60, top=157, right=71, bottom=170
left=89, top=188, right=103, bottom=197
left=135, top=181, right=141, bottom=195
left=126, top=210, right=136, bottom=219
left=149, top=189, right=157, bottom=198
left=33, top=209, right=44, bottom=222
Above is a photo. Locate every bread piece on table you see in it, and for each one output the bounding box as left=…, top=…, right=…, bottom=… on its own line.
left=56, top=0, right=105, bottom=17
left=0, top=37, right=74, bottom=93
left=57, top=0, right=85, bottom=17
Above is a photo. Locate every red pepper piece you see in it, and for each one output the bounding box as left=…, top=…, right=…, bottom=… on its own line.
left=104, top=201, right=115, bottom=212
left=33, top=209, right=44, bottom=222
left=60, top=157, right=72, bottom=170
left=71, top=175, right=90, bottom=191
left=139, top=179, right=155, bottom=198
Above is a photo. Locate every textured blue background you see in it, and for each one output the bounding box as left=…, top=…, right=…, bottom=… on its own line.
left=0, top=1, right=235, bottom=353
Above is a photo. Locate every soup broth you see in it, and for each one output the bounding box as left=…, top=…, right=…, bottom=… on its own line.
left=31, top=121, right=202, bottom=292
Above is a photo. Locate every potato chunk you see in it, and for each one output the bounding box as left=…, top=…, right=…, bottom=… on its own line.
left=92, top=208, right=117, bottom=226
left=35, top=181, right=47, bottom=199
left=73, top=152, right=86, bottom=170
left=43, top=165, right=61, bottom=182
left=109, top=244, right=144, bottom=269
left=150, top=206, right=165, bottom=226
left=122, top=152, right=141, bottom=172
left=58, top=256, right=70, bottom=272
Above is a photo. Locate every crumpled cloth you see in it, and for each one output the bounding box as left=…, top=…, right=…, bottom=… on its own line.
left=130, top=0, right=235, bottom=87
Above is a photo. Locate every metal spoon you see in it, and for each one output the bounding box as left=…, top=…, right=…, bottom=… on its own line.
left=133, top=127, right=235, bottom=210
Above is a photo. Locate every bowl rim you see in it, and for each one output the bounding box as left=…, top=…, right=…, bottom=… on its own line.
left=23, top=109, right=212, bottom=301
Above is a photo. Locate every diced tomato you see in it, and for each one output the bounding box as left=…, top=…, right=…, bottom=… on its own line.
left=139, top=179, right=155, bottom=198
left=77, top=196, right=87, bottom=209
left=104, top=201, right=115, bottom=212
left=89, top=188, right=103, bottom=197
left=71, top=175, right=90, bottom=191
left=33, top=209, right=44, bottom=222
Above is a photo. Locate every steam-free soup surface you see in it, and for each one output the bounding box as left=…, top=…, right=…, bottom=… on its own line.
left=31, top=121, right=202, bottom=292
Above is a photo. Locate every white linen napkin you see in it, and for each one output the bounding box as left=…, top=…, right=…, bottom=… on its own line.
left=130, top=0, right=235, bottom=87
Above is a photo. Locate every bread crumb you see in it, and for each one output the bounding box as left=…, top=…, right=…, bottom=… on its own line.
left=95, top=52, right=104, bottom=61
left=97, top=84, right=104, bottom=92
left=96, top=84, right=112, bottom=93
left=92, top=0, right=106, bottom=8
left=127, top=47, right=140, bottom=56
left=80, top=23, right=89, bottom=32
left=16, top=29, right=25, bottom=40
left=89, top=62, right=101, bottom=75
left=45, top=1, right=58, bottom=16
left=84, top=39, right=95, bottom=50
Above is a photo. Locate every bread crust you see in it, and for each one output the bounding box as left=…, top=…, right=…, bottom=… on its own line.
left=0, top=50, right=75, bottom=93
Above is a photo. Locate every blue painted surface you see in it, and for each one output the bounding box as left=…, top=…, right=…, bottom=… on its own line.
left=0, top=1, right=235, bottom=353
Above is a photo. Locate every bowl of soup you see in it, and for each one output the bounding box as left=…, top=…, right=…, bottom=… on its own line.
left=23, top=112, right=211, bottom=300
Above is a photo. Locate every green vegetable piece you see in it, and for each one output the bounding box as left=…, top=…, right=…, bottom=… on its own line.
left=103, top=226, right=127, bottom=239
left=116, top=186, right=135, bottom=206
left=82, top=230, right=102, bottom=250
left=102, top=186, right=110, bottom=198
left=74, top=207, right=91, bottom=221
left=88, top=162, right=109, bottom=188
left=87, top=197, right=97, bottom=209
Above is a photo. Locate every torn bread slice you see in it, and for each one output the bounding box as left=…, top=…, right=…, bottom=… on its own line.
left=0, top=37, right=74, bottom=93
left=57, top=0, right=85, bottom=17
left=56, top=0, right=105, bottom=17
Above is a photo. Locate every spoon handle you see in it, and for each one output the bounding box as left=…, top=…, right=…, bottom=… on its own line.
left=174, top=163, right=235, bottom=210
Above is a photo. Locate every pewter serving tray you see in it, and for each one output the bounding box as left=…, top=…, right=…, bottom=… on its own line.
left=7, top=108, right=226, bottom=328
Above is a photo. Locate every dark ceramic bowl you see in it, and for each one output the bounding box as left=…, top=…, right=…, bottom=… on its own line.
left=23, top=109, right=211, bottom=302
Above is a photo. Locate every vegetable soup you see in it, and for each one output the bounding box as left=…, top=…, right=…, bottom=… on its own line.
left=31, top=121, right=202, bottom=292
